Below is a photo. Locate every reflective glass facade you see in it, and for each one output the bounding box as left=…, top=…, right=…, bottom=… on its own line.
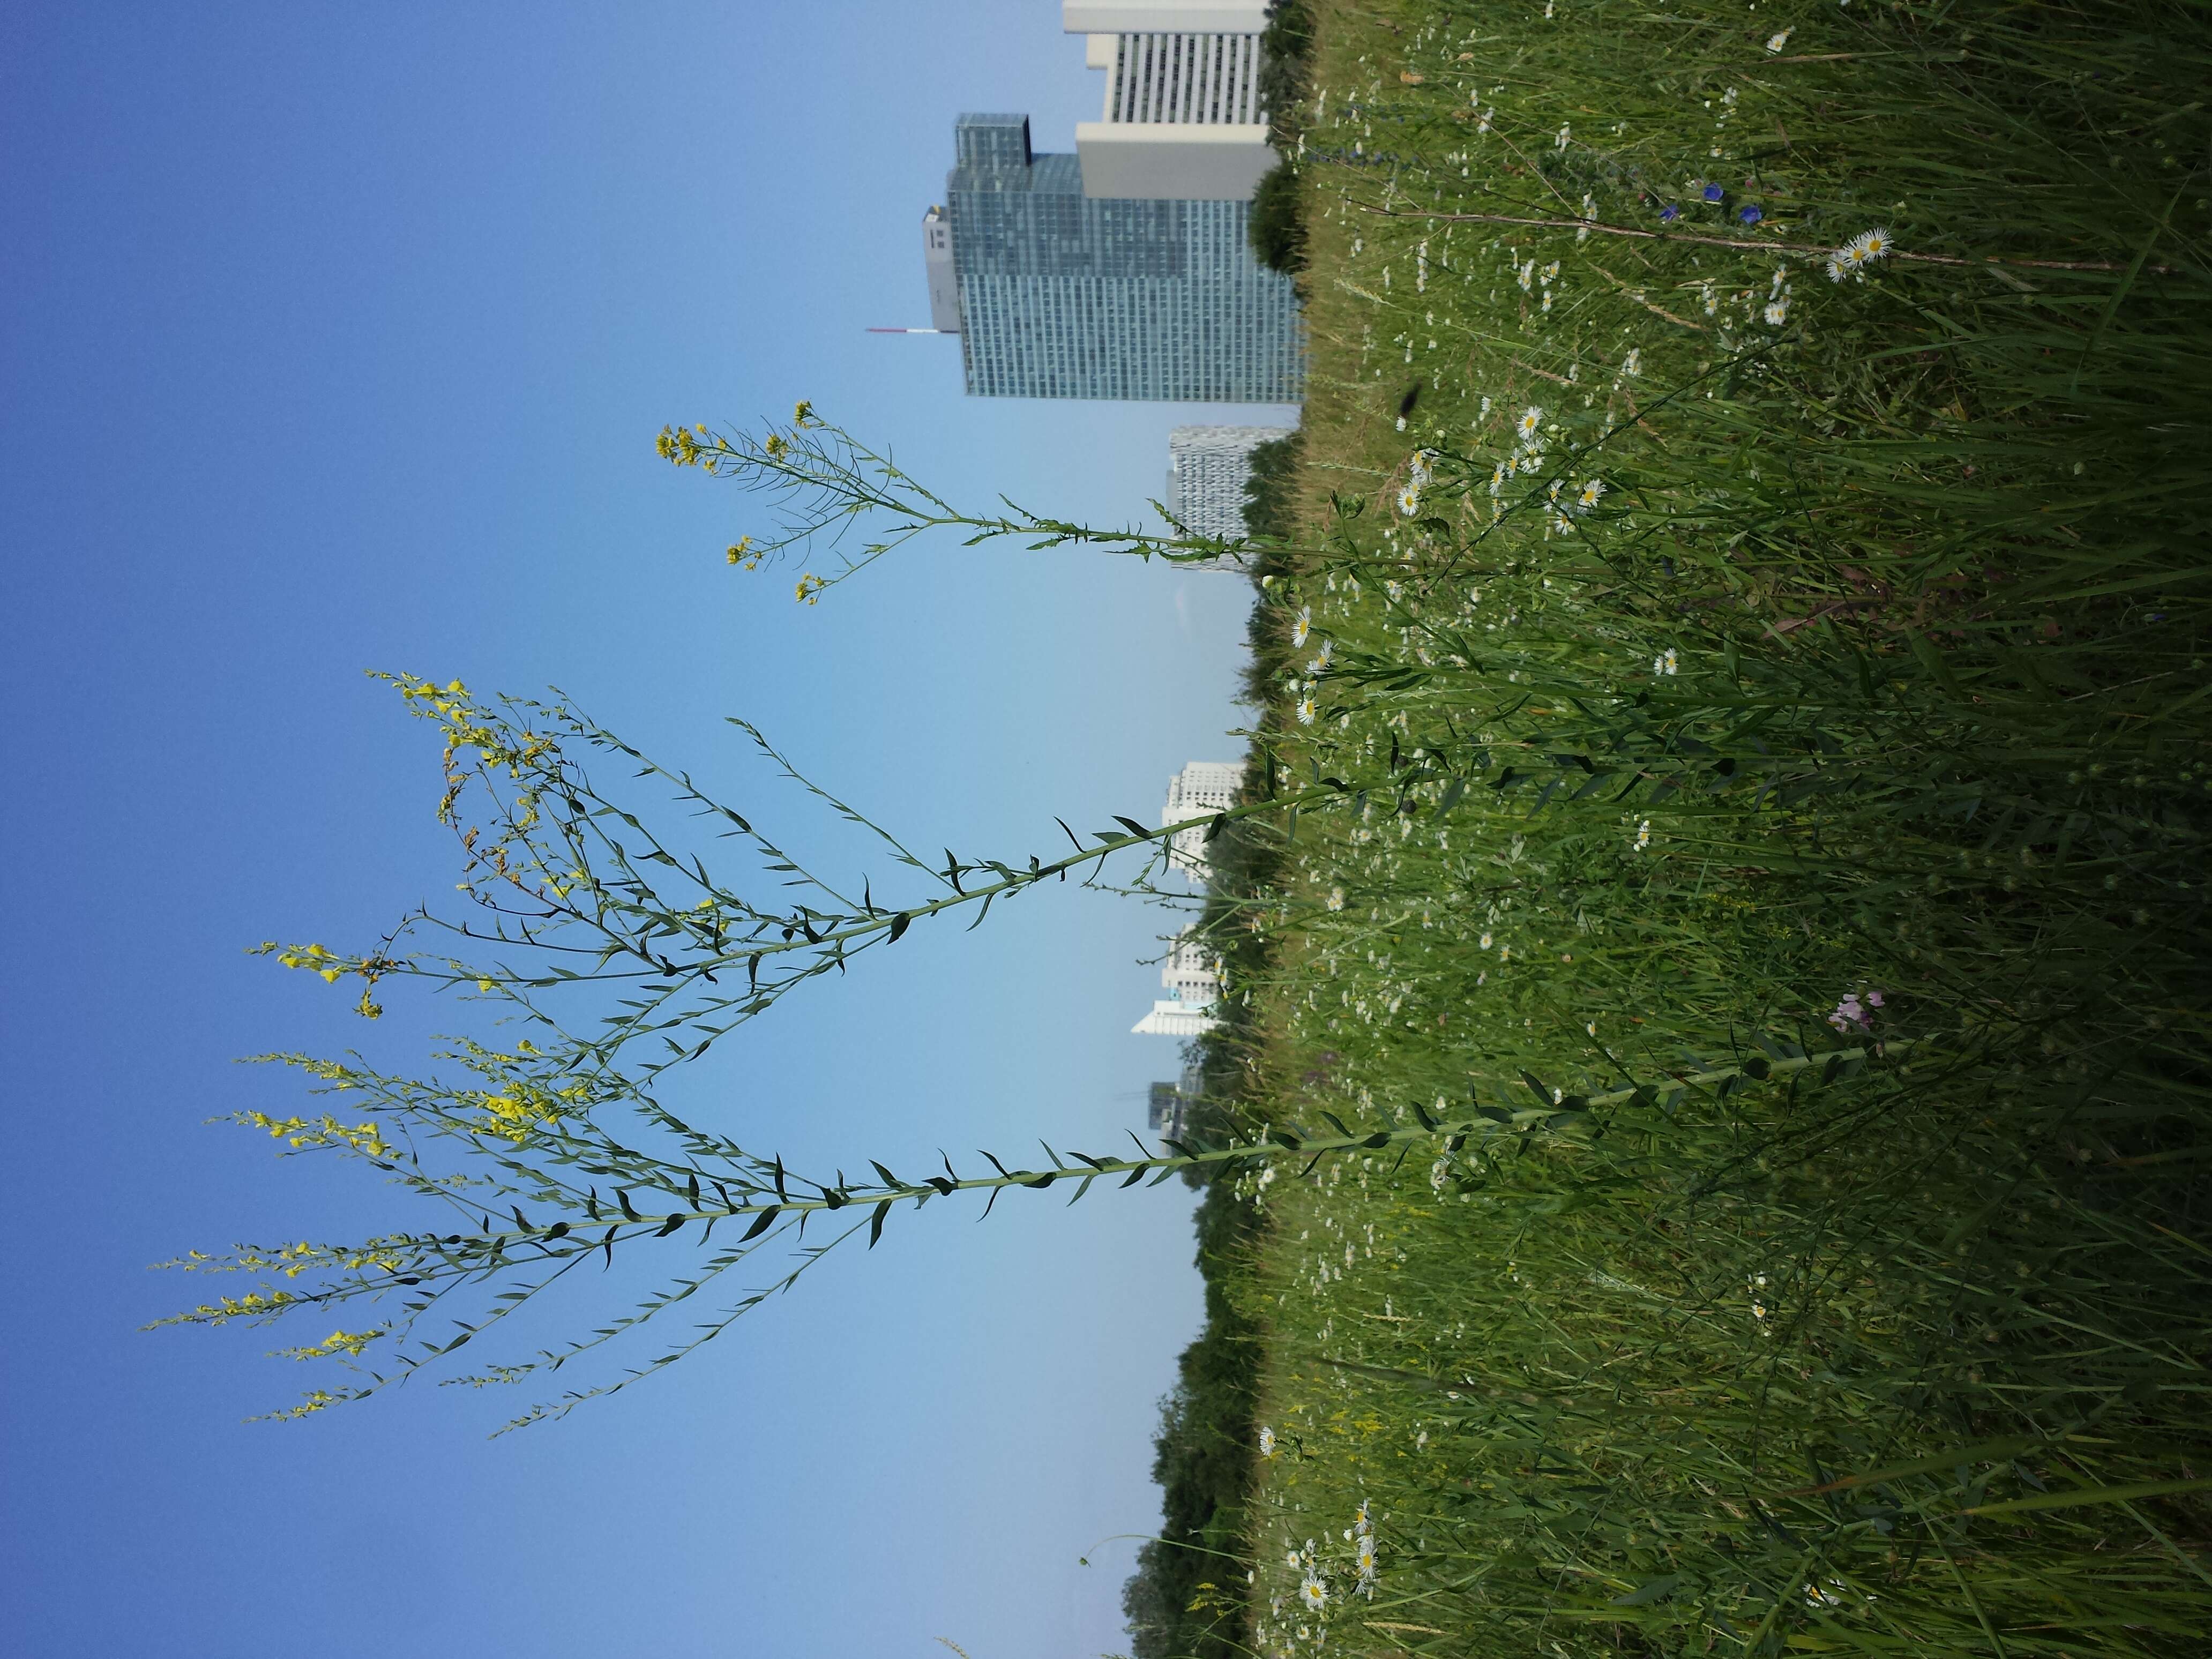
left=946, top=114, right=1303, bottom=402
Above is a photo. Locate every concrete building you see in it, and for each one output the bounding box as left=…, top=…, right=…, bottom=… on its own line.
left=935, top=113, right=1303, bottom=401
left=1162, top=759, right=1242, bottom=884
left=1167, top=424, right=1293, bottom=541
left=1066, top=1, right=1278, bottom=202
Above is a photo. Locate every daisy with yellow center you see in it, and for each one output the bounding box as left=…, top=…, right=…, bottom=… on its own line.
left=1518, top=405, right=1544, bottom=444
left=1291, top=607, right=1312, bottom=648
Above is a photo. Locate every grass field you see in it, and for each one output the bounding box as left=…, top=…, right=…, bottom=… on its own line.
left=1135, top=2, right=2212, bottom=1655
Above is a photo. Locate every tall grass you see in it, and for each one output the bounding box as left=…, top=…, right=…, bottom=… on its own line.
left=1207, top=1, right=2212, bottom=1654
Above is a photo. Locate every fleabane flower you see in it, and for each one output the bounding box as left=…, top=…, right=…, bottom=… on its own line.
left=1766, top=28, right=1792, bottom=50
left=1299, top=1572, right=1328, bottom=1613
left=1518, top=405, right=1544, bottom=444
left=1297, top=694, right=1319, bottom=726
left=1634, top=819, right=1652, bottom=851
left=1354, top=1533, right=1380, bottom=1588
left=1326, top=888, right=1346, bottom=912
left=1308, top=639, right=1334, bottom=674
left=1577, top=478, right=1604, bottom=510
left=1292, top=606, right=1312, bottom=647
left=1398, top=485, right=1422, bottom=518
left=1765, top=297, right=1790, bottom=325
left=1259, top=1425, right=1278, bottom=1458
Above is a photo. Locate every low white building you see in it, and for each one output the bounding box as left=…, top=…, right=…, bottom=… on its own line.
left=1066, top=0, right=1277, bottom=200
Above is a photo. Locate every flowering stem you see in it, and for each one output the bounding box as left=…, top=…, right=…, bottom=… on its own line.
left=1341, top=198, right=2169, bottom=274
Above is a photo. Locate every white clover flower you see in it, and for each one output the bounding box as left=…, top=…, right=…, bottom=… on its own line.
left=1259, top=1425, right=1278, bottom=1458
left=1292, top=606, right=1312, bottom=647
left=1577, top=478, right=1604, bottom=510
left=1766, top=28, right=1791, bottom=51
left=1297, top=694, right=1319, bottom=726
left=1398, top=486, right=1422, bottom=517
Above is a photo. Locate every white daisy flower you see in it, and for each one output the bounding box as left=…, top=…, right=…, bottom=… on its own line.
left=1858, top=226, right=1894, bottom=264
left=1543, top=260, right=1561, bottom=282
left=1555, top=123, right=1571, bottom=150
left=1765, top=297, right=1789, bottom=325
left=1355, top=1533, right=1380, bottom=1583
left=1623, top=347, right=1641, bottom=376
left=1398, top=485, right=1422, bottom=517
left=1259, top=1425, right=1278, bottom=1458
left=1577, top=478, right=1605, bottom=510
left=1518, top=405, right=1544, bottom=443
left=1308, top=639, right=1334, bottom=673
left=1292, top=606, right=1312, bottom=647
left=1299, top=1572, right=1328, bottom=1613
left=1297, top=694, right=1319, bottom=726
left=1766, top=28, right=1791, bottom=51
left=1664, top=648, right=1678, bottom=674
left=1634, top=819, right=1651, bottom=851
left=1326, top=888, right=1346, bottom=912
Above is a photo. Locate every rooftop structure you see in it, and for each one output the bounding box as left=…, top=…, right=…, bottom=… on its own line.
left=936, top=113, right=1303, bottom=401
left=1167, top=424, right=1293, bottom=542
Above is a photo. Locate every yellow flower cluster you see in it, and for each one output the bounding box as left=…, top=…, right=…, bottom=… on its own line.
left=278, top=1328, right=382, bottom=1362
left=240, top=1110, right=394, bottom=1161
left=794, top=573, right=825, bottom=604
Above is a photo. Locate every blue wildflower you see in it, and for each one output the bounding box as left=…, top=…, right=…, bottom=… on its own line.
left=1702, top=183, right=1724, bottom=203
left=1660, top=203, right=1679, bottom=222
left=1739, top=205, right=1763, bottom=225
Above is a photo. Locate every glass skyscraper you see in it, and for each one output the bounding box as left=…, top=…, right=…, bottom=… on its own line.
left=943, top=114, right=1303, bottom=403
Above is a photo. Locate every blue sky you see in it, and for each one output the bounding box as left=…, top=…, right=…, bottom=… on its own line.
left=0, top=5, right=1293, bottom=1654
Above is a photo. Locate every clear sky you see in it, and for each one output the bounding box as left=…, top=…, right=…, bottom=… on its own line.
left=0, top=5, right=1295, bottom=1654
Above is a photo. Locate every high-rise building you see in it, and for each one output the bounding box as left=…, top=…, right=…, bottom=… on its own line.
left=1162, top=759, right=1242, bottom=884
left=938, top=113, right=1303, bottom=402
left=1167, top=424, right=1293, bottom=541
left=1067, top=0, right=1277, bottom=201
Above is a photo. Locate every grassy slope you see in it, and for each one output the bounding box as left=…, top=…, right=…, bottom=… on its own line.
left=1183, top=2, right=2212, bottom=1656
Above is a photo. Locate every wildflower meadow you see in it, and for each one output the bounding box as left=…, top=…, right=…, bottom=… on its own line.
left=176, top=1, right=2207, bottom=1656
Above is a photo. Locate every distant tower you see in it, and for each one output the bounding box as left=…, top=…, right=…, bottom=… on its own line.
left=1167, top=424, right=1294, bottom=542
left=1162, top=760, right=1242, bottom=885
left=1132, top=923, right=1222, bottom=1037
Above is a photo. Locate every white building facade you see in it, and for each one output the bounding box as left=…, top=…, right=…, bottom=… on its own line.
left=1167, top=424, right=1293, bottom=542
left=1162, top=759, right=1242, bottom=885
left=1066, top=0, right=1278, bottom=201
left=1132, top=923, right=1223, bottom=1036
